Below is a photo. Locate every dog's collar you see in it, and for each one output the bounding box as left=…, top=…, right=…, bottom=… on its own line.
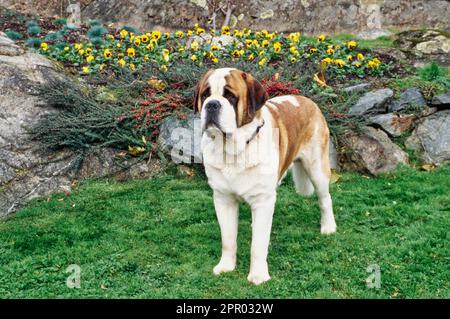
left=246, top=120, right=265, bottom=145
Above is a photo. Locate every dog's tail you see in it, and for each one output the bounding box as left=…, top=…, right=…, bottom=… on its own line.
left=292, top=160, right=315, bottom=197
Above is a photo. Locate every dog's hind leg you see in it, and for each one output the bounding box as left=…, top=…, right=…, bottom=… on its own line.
left=299, top=138, right=337, bottom=235
left=292, top=160, right=315, bottom=197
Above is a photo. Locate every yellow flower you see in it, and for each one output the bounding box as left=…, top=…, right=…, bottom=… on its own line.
left=233, top=29, right=243, bottom=37
left=273, top=42, right=282, bottom=54
left=357, top=53, right=365, bottom=61
left=347, top=40, right=357, bottom=50
left=64, top=46, right=70, bottom=52
left=290, top=46, right=299, bottom=56
left=134, top=37, right=141, bottom=46
left=151, top=31, right=161, bottom=40
left=40, top=42, right=48, bottom=51
left=372, top=57, right=381, bottom=66
left=327, top=47, right=335, bottom=55
left=120, top=29, right=129, bottom=38
left=347, top=55, right=353, bottom=61
left=258, top=58, right=267, bottom=66
left=267, top=33, right=275, bottom=40
left=187, top=30, right=194, bottom=36
left=103, top=49, right=112, bottom=59
left=74, top=43, right=82, bottom=50
left=78, top=49, right=84, bottom=55
left=355, top=62, right=362, bottom=68
left=165, top=32, right=171, bottom=38
left=248, top=53, right=255, bottom=61
left=160, top=65, right=168, bottom=72
left=82, top=67, right=89, bottom=74
left=367, top=58, right=381, bottom=69
left=191, top=55, right=197, bottom=62
left=144, top=55, right=149, bottom=62
left=85, top=48, right=92, bottom=55
left=175, top=31, right=184, bottom=38
left=309, top=47, right=317, bottom=54
left=162, top=49, right=170, bottom=62
left=118, top=59, right=126, bottom=67
left=245, top=39, right=253, bottom=48
left=86, top=55, right=94, bottom=63
left=221, top=25, right=230, bottom=35
left=190, top=41, right=199, bottom=51
left=129, top=63, right=136, bottom=71
left=322, top=57, right=332, bottom=64
left=231, top=50, right=241, bottom=58
left=99, top=64, right=106, bottom=71
left=290, top=57, right=297, bottom=63
left=196, top=27, right=205, bottom=35
left=318, top=34, right=326, bottom=42
left=211, top=45, right=220, bottom=51
left=107, top=34, right=114, bottom=40
left=127, top=47, right=135, bottom=57
left=261, top=40, right=269, bottom=48
left=261, top=29, right=269, bottom=38
left=212, top=57, right=219, bottom=63
left=288, top=32, right=300, bottom=43
left=116, top=43, right=121, bottom=48
left=334, top=59, right=346, bottom=68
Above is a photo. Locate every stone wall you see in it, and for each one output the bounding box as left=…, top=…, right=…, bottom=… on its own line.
left=1, top=0, right=449, bottom=34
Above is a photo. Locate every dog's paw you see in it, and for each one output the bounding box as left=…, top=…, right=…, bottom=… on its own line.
left=247, top=271, right=271, bottom=285
left=320, top=222, right=337, bottom=235
left=213, top=259, right=236, bottom=275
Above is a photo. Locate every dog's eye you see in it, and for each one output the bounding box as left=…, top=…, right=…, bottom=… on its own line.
left=223, top=89, right=237, bottom=106
left=201, top=88, right=210, bottom=103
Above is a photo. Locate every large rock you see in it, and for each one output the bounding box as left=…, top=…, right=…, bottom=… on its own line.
left=431, top=92, right=450, bottom=108
left=405, top=110, right=450, bottom=165
left=368, top=113, right=415, bottom=137
left=388, top=88, right=426, bottom=113
left=341, top=127, right=409, bottom=175
left=158, top=113, right=202, bottom=164
left=348, top=89, right=393, bottom=115
left=3, top=1, right=450, bottom=35
left=0, top=34, right=158, bottom=217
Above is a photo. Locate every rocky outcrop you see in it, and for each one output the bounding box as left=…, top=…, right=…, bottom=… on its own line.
left=387, top=88, right=426, bottom=113
left=348, top=88, right=393, bottom=115
left=2, top=0, right=449, bottom=35
left=405, top=110, right=450, bottom=165
left=0, top=33, right=159, bottom=217
left=368, top=113, right=415, bottom=137
left=340, top=127, right=409, bottom=175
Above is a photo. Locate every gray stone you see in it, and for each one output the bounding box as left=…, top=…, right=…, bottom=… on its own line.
left=368, top=113, right=415, bottom=137
left=357, top=29, right=391, bottom=40
left=431, top=92, right=450, bottom=107
left=405, top=110, right=450, bottom=165
left=348, top=88, right=393, bottom=115
left=158, top=113, right=202, bottom=164
left=0, top=32, right=24, bottom=56
left=341, top=127, right=409, bottom=175
left=388, top=88, right=426, bottom=112
left=343, top=83, right=371, bottom=95
left=0, top=34, right=158, bottom=217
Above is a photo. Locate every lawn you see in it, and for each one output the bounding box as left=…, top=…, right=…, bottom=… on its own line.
left=0, top=166, right=449, bottom=298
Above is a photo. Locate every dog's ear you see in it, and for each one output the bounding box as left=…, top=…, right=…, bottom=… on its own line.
left=242, top=72, right=269, bottom=117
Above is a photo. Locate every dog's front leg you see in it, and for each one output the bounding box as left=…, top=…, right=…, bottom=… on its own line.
left=213, top=191, right=238, bottom=275
left=248, top=194, right=276, bottom=285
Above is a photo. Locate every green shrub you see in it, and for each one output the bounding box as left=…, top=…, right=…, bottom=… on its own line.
left=5, top=30, right=23, bottom=40
left=26, top=20, right=38, bottom=27
left=418, top=61, right=450, bottom=88
left=87, top=25, right=108, bottom=39
left=45, top=31, right=64, bottom=41
left=27, top=25, right=41, bottom=36
left=88, top=19, right=102, bottom=27
left=26, top=37, right=42, bottom=48
left=90, top=36, right=105, bottom=47
left=53, top=18, right=67, bottom=26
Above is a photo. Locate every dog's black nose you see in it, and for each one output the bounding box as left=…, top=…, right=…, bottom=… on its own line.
left=206, top=100, right=221, bottom=112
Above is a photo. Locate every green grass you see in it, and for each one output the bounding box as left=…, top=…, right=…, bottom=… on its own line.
left=0, top=166, right=449, bottom=298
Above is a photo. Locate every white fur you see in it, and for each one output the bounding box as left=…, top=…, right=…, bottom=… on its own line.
left=269, top=95, right=300, bottom=107
left=201, top=69, right=336, bottom=285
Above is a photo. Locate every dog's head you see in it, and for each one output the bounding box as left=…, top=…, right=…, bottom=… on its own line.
left=194, top=68, right=268, bottom=135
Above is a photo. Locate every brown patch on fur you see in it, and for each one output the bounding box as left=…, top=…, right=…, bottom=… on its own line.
left=193, top=69, right=213, bottom=113
left=267, top=96, right=330, bottom=179
left=226, top=70, right=268, bottom=127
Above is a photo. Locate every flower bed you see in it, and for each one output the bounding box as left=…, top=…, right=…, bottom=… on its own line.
left=34, top=24, right=388, bottom=79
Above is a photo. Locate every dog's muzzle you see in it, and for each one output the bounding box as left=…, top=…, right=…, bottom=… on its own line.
left=204, top=100, right=221, bottom=130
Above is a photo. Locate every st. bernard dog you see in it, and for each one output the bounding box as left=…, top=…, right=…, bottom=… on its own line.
left=194, top=68, right=337, bottom=285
